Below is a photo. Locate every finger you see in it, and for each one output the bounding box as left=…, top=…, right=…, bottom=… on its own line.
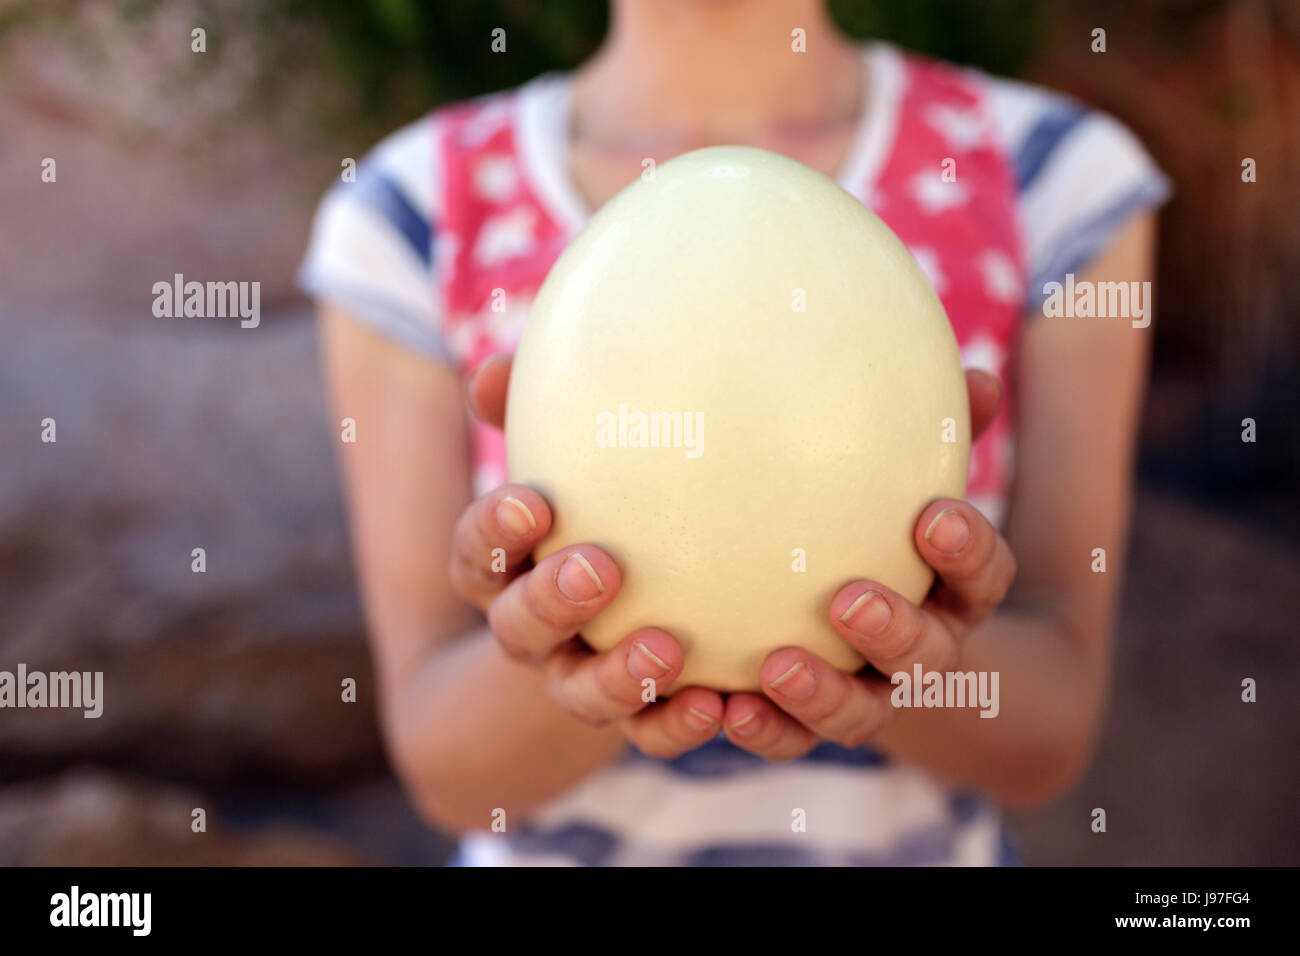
left=620, top=686, right=726, bottom=759
left=721, top=693, right=819, bottom=761
left=542, top=628, right=684, bottom=725
left=758, top=649, right=895, bottom=748
left=464, top=353, right=512, bottom=429
left=488, top=545, right=621, bottom=661
left=966, top=368, right=1002, bottom=441
left=449, top=484, right=553, bottom=612
left=915, top=499, right=1017, bottom=633
left=831, top=582, right=961, bottom=675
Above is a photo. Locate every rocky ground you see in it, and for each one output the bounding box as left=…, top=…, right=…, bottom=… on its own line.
left=0, top=302, right=453, bottom=865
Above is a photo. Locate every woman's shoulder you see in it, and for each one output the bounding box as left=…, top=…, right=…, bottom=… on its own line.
left=886, top=43, right=1171, bottom=297
left=296, top=77, right=554, bottom=361
left=883, top=42, right=1157, bottom=182
left=345, top=73, right=562, bottom=221
left=296, top=109, right=453, bottom=361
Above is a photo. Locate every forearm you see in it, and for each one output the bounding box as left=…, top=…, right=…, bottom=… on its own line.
left=386, top=626, right=626, bottom=833
left=871, top=606, right=1108, bottom=808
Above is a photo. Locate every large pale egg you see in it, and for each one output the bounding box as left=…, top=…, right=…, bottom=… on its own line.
left=506, top=146, right=969, bottom=692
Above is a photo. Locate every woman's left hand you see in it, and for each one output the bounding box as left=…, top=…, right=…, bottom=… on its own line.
left=723, top=370, right=1018, bottom=760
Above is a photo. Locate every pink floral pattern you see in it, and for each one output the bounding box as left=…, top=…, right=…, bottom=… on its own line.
left=434, top=51, right=1024, bottom=525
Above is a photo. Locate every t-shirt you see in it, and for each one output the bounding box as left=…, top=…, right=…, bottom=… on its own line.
left=300, top=42, right=1170, bottom=866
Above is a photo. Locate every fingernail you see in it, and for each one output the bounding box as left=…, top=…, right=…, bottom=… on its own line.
left=839, top=590, right=892, bottom=636
left=684, top=707, right=718, bottom=731
left=556, top=552, right=603, bottom=602
left=627, top=640, right=670, bottom=680
left=496, top=496, right=536, bottom=537
left=924, top=508, right=970, bottom=555
left=727, top=711, right=759, bottom=737
left=767, top=660, right=816, bottom=701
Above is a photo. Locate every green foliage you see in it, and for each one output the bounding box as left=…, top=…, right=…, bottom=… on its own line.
left=830, top=0, right=1045, bottom=76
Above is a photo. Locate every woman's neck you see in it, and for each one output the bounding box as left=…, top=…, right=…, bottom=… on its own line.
left=572, top=0, right=864, bottom=156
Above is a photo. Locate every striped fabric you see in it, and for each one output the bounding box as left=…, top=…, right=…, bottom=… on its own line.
left=452, top=739, right=1009, bottom=867
left=300, top=42, right=1170, bottom=867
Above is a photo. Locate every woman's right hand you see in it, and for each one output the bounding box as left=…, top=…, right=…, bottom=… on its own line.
left=448, top=357, right=725, bottom=759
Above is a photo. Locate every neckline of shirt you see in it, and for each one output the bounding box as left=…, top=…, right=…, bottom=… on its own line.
left=514, top=42, right=905, bottom=236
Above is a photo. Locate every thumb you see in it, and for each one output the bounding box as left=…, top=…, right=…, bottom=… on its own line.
left=464, top=353, right=514, bottom=430
left=966, top=368, right=1002, bottom=441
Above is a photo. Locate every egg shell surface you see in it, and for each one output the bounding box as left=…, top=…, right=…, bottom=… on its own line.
left=506, top=146, right=970, bottom=692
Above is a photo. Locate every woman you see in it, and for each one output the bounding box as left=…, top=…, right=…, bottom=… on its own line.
left=300, top=0, right=1169, bottom=865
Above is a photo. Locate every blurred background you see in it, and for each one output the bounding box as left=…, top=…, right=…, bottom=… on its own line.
left=1, top=0, right=1297, bottom=865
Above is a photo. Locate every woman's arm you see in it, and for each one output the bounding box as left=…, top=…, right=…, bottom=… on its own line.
left=316, top=309, right=625, bottom=832
left=870, top=212, right=1157, bottom=804
left=715, top=212, right=1158, bottom=807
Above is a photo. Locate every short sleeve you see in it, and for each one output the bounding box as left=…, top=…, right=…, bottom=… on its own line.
left=985, top=77, right=1173, bottom=310
left=297, top=116, right=451, bottom=361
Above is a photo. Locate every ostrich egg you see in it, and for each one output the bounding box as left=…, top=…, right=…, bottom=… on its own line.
left=505, top=146, right=969, bottom=692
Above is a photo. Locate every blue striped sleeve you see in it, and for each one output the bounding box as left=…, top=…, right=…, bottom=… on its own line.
left=1013, top=103, right=1087, bottom=192
left=348, top=170, right=432, bottom=266
left=297, top=117, right=450, bottom=361
left=987, top=77, right=1173, bottom=317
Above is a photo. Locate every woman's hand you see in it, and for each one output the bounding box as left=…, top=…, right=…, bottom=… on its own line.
left=720, top=370, right=1015, bottom=759
left=458, top=356, right=1009, bottom=763
left=451, top=356, right=726, bottom=758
